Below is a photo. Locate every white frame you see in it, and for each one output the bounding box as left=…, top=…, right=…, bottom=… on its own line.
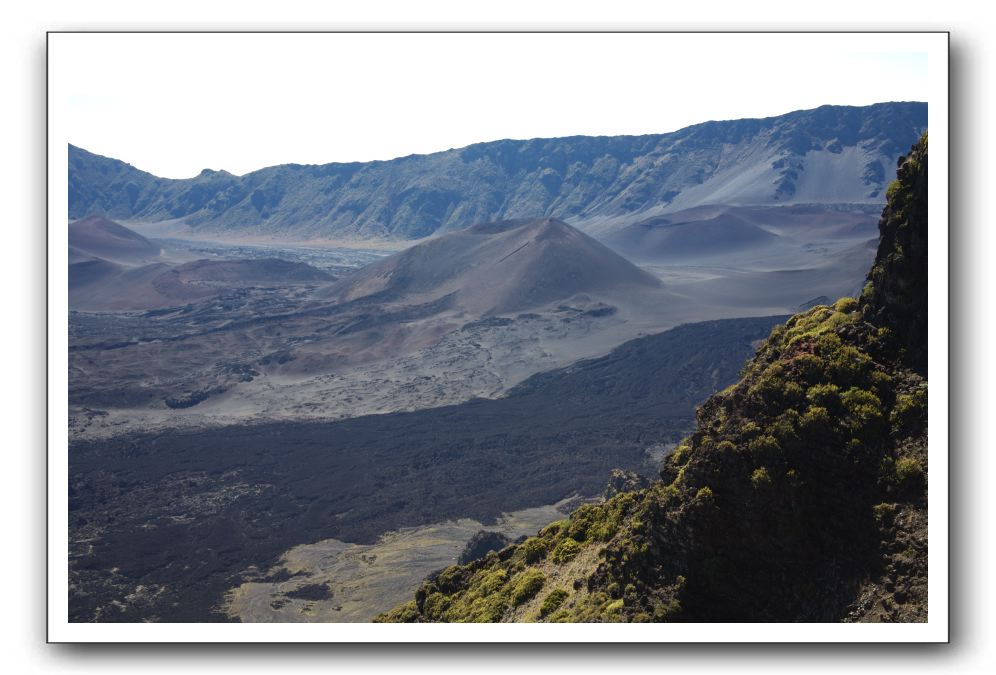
left=46, top=31, right=949, bottom=643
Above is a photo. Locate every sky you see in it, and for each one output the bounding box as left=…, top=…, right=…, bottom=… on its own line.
left=52, top=33, right=932, bottom=179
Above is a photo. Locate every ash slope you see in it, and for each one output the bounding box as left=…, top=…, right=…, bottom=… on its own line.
left=596, top=202, right=882, bottom=266
left=323, top=217, right=661, bottom=314
left=605, top=211, right=780, bottom=261
left=69, top=215, right=161, bottom=264
left=69, top=102, right=925, bottom=240
left=381, top=134, right=929, bottom=624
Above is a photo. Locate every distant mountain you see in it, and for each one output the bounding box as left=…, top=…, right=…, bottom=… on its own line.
left=68, top=102, right=926, bottom=241
left=323, top=217, right=661, bottom=314
left=68, top=215, right=161, bottom=264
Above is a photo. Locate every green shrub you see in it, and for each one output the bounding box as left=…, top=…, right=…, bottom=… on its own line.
left=518, top=537, right=548, bottom=564
left=468, top=594, right=509, bottom=622
left=782, top=304, right=857, bottom=347
left=539, top=589, right=568, bottom=617
left=375, top=600, right=418, bottom=622
left=860, top=281, right=875, bottom=301
left=870, top=369, right=893, bottom=393
left=800, top=405, right=833, bottom=437
left=842, top=387, right=886, bottom=437
left=605, top=598, right=625, bottom=614
left=835, top=297, right=858, bottom=313
left=815, top=331, right=843, bottom=355
left=423, top=591, right=450, bottom=617
left=566, top=504, right=601, bottom=542
left=433, top=565, right=467, bottom=593
left=891, top=386, right=927, bottom=434
left=566, top=492, right=637, bottom=543
left=750, top=467, right=773, bottom=490
left=551, top=538, right=582, bottom=564
left=538, top=519, right=568, bottom=538
left=790, top=353, right=825, bottom=383
left=783, top=381, right=805, bottom=404
left=748, top=363, right=788, bottom=403
left=659, top=483, right=681, bottom=504
left=872, top=502, right=897, bottom=524
left=826, top=344, right=873, bottom=386
left=652, top=598, right=682, bottom=621
left=670, top=443, right=692, bottom=465
left=770, top=408, right=802, bottom=445
left=806, top=383, right=840, bottom=409
left=475, top=568, right=508, bottom=596
left=748, top=434, right=781, bottom=463
left=886, top=179, right=902, bottom=202
left=842, top=387, right=882, bottom=411
left=895, top=456, right=923, bottom=482
left=510, top=569, right=545, bottom=606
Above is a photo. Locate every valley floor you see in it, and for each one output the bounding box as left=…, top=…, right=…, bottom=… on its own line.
left=65, top=212, right=875, bottom=623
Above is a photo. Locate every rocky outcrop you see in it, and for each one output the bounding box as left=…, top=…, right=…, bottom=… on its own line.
left=602, top=469, right=651, bottom=500
left=861, top=134, right=929, bottom=371
left=458, top=531, right=516, bottom=565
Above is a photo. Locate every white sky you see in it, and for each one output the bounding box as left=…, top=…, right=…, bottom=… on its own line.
left=53, top=33, right=932, bottom=179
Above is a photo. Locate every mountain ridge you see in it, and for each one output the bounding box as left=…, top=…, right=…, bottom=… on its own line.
left=69, top=102, right=926, bottom=240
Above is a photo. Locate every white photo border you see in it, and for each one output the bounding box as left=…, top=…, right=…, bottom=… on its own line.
left=46, top=30, right=949, bottom=643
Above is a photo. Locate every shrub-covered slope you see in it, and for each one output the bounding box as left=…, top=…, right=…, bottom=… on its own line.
left=378, top=134, right=929, bottom=623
